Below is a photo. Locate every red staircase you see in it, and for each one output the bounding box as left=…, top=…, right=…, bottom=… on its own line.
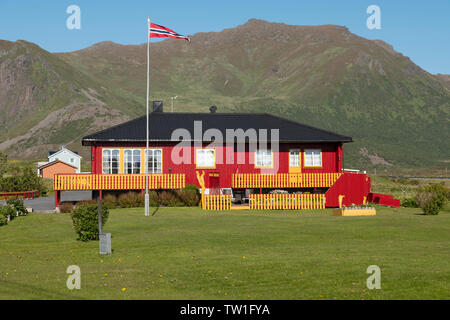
left=325, top=173, right=371, bottom=207
left=325, top=173, right=400, bottom=208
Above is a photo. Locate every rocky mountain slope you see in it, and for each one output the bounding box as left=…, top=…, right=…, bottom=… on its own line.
left=1, top=19, right=449, bottom=169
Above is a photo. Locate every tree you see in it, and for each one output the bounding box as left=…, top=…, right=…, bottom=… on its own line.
left=0, top=152, right=7, bottom=178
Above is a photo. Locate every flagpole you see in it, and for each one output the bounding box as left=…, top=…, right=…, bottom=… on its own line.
left=145, top=16, right=150, bottom=217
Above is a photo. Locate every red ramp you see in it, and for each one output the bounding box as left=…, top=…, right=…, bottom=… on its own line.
left=325, top=173, right=371, bottom=207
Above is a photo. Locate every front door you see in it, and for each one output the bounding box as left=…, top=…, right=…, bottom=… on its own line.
left=209, top=172, right=220, bottom=195
left=289, top=149, right=301, bottom=173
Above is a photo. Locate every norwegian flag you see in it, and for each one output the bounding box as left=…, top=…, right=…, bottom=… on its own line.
left=149, top=23, right=190, bottom=42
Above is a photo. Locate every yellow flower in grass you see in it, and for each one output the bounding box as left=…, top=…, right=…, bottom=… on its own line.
left=121, top=288, right=127, bottom=292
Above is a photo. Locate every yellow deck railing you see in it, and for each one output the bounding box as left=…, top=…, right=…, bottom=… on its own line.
left=249, top=193, right=325, bottom=210
left=203, top=194, right=232, bottom=210
left=53, top=174, right=185, bottom=191
left=232, top=173, right=341, bottom=189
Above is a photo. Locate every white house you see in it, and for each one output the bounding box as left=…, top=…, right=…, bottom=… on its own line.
left=37, top=146, right=82, bottom=175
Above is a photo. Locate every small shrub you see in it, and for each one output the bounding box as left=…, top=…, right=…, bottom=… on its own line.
left=0, top=166, right=47, bottom=195
left=416, top=192, right=440, bottom=215
left=158, top=191, right=181, bottom=207
left=59, top=202, right=74, bottom=213
left=102, top=194, right=118, bottom=209
left=177, top=185, right=200, bottom=206
left=0, top=204, right=16, bottom=220
left=76, top=200, right=97, bottom=206
left=71, top=203, right=109, bottom=241
left=420, top=184, right=449, bottom=207
left=0, top=214, right=7, bottom=226
left=415, top=183, right=449, bottom=215
left=7, top=199, right=28, bottom=216
left=117, top=192, right=144, bottom=208
left=401, top=196, right=418, bottom=208
left=149, top=191, right=159, bottom=207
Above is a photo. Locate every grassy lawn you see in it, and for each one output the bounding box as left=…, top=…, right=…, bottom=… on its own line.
left=0, top=206, right=449, bottom=300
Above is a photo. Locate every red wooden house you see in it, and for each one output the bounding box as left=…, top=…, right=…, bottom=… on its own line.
left=53, top=103, right=400, bottom=209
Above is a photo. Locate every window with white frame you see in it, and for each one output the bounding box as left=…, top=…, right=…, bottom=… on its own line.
left=255, top=149, right=273, bottom=167
left=102, top=149, right=120, bottom=174
left=289, top=149, right=301, bottom=167
left=304, top=149, right=322, bottom=167
left=124, top=149, right=141, bottom=174
left=145, top=149, right=162, bottom=174
left=196, top=149, right=215, bottom=168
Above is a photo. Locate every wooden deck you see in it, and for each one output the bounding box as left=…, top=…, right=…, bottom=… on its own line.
left=231, top=173, right=341, bottom=189
left=53, top=173, right=185, bottom=191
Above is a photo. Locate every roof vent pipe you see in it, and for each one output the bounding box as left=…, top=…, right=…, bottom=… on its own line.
left=153, top=101, right=163, bottom=113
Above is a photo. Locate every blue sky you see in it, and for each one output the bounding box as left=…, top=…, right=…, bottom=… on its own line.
left=0, top=0, right=449, bottom=74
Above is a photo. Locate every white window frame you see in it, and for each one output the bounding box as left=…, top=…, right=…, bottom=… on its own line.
left=255, top=149, right=273, bottom=168
left=145, top=149, right=162, bottom=174
left=102, top=149, right=120, bottom=174
left=304, top=149, right=322, bottom=167
left=289, top=149, right=301, bottom=167
left=196, top=148, right=215, bottom=168
left=124, top=149, right=141, bottom=174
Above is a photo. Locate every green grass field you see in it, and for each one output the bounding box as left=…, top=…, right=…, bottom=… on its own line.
left=0, top=206, right=449, bottom=300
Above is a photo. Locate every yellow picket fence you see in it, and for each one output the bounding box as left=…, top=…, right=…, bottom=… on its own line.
left=249, top=193, right=326, bottom=210
left=53, top=174, right=185, bottom=191
left=232, top=173, right=341, bottom=189
left=203, top=195, right=232, bottom=210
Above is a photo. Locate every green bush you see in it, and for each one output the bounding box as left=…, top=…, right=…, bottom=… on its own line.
left=59, top=202, right=74, bottom=213
left=93, top=187, right=200, bottom=209
left=158, top=191, right=184, bottom=207
left=0, top=166, right=47, bottom=196
left=117, top=192, right=144, bottom=208
left=177, top=185, right=200, bottom=206
left=415, top=183, right=449, bottom=215
left=401, top=196, right=418, bottom=208
left=0, top=205, right=16, bottom=220
left=102, top=194, right=118, bottom=209
left=71, top=203, right=109, bottom=241
left=416, top=192, right=441, bottom=215
left=149, top=191, right=159, bottom=207
left=420, top=184, right=449, bottom=207
left=6, top=199, right=28, bottom=216
left=0, top=214, right=7, bottom=226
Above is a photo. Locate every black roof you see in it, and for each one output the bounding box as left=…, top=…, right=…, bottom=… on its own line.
left=82, top=113, right=352, bottom=145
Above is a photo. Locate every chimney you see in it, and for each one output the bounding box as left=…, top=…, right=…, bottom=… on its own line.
left=153, top=101, right=163, bottom=113
left=209, top=106, right=217, bottom=114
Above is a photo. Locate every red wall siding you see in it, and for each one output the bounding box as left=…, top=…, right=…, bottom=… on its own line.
left=91, top=142, right=341, bottom=188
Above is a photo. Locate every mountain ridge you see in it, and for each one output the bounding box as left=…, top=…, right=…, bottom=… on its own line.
left=0, top=19, right=449, bottom=169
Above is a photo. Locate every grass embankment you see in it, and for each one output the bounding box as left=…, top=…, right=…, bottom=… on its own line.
left=0, top=206, right=449, bottom=299
left=370, top=175, right=449, bottom=201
